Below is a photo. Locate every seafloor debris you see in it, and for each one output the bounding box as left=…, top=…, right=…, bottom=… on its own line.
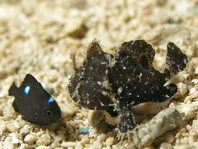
left=68, top=40, right=188, bottom=133
left=77, top=126, right=91, bottom=134
left=131, top=107, right=182, bottom=148
left=9, top=74, right=61, bottom=125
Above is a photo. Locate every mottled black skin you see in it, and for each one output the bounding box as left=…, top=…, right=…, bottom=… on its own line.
left=109, top=41, right=179, bottom=131
left=68, top=40, right=188, bottom=132
left=69, top=42, right=115, bottom=112
left=9, top=74, right=61, bottom=125
left=166, top=42, right=188, bottom=75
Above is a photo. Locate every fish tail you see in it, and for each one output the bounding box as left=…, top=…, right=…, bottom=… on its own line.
left=9, top=83, right=18, bottom=96
left=9, top=83, right=20, bottom=113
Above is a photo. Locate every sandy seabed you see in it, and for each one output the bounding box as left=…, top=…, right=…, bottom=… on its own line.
left=0, top=0, right=198, bottom=149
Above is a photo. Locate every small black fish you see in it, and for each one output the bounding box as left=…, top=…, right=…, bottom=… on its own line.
left=9, top=74, right=61, bottom=125
left=68, top=40, right=188, bottom=133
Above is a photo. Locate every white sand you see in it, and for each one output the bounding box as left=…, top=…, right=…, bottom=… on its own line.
left=0, top=0, right=198, bottom=148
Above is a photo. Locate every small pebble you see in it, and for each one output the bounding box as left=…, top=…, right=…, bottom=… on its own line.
left=174, top=143, right=189, bottom=149
left=189, top=135, right=196, bottom=144
left=98, top=133, right=107, bottom=142
left=18, top=144, right=29, bottom=149
left=112, top=144, right=120, bottom=149
left=184, top=96, right=192, bottom=103
left=143, top=146, right=154, bottom=149
left=61, top=142, right=76, bottom=147
left=0, top=105, right=4, bottom=116
left=3, top=137, right=15, bottom=149
left=106, top=137, right=114, bottom=146
left=15, top=119, right=26, bottom=128
left=36, top=145, right=49, bottom=149
left=105, top=146, right=111, bottom=149
left=36, top=134, right=51, bottom=146
left=3, top=101, right=16, bottom=120
left=80, top=139, right=90, bottom=145
left=180, top=137, right=188, bottom=143
left=67, top=125, right=75, bottom=134
left=6, top=123, right=19, bottom=132
left=192, top=91, right=198, bottom=99
left=192, top=120, right=198, bottom=129
left=164, top=132, right=175, bottom=143
left=20, top=125, right=30, bottom=137
left=159, top=143, right=173, bottom=149
left=0, top=121, right=7, bottom=133
left=189, top=87, right=196, bottom=95
left=51, top=141, right=60, bottom=148
left=48, top=75, right=58, bottom=83
left=192, top=142, right=198, bottom=148
left=11, top=137, right=20, bottom=144
left=93, top=140, right=102, bottom=148
left=106, top=131, right=116, bottom=137
left=186, top=125, right=192, bottom=131
left=24, top=134, right=37, bottom=144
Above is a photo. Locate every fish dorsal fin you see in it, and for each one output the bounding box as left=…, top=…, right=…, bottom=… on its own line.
left=22, top=74, right=43, bottom=89
left=87, top=41, right=104, bottom=57
left=166, top=42, right=188, bottom=75
left=9, top=82, right=18, bottom=96
left=118, top=40, right=155, bottom=64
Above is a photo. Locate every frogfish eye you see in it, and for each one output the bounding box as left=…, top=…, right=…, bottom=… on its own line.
left=45, top=110, right=54, bottom=119
left=79, top=76, right=85, bottom=81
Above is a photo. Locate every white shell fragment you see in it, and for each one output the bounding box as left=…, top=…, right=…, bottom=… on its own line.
left=131, top=108, right=181, bottom=148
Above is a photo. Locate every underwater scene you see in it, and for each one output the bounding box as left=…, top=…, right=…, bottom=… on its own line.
left=0, top=0, right=198, bottom=149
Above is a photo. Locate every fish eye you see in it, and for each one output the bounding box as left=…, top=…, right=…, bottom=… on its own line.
left=45, top=110, right=54, bottom=119
left=79, top=76, right=85, bottom=81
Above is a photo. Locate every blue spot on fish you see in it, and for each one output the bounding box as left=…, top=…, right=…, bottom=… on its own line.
left=77, top=126, right=91, bottom=134
left=24, top=86, right=30, bottom=95
left=48, top=97, right=55, bottom=104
